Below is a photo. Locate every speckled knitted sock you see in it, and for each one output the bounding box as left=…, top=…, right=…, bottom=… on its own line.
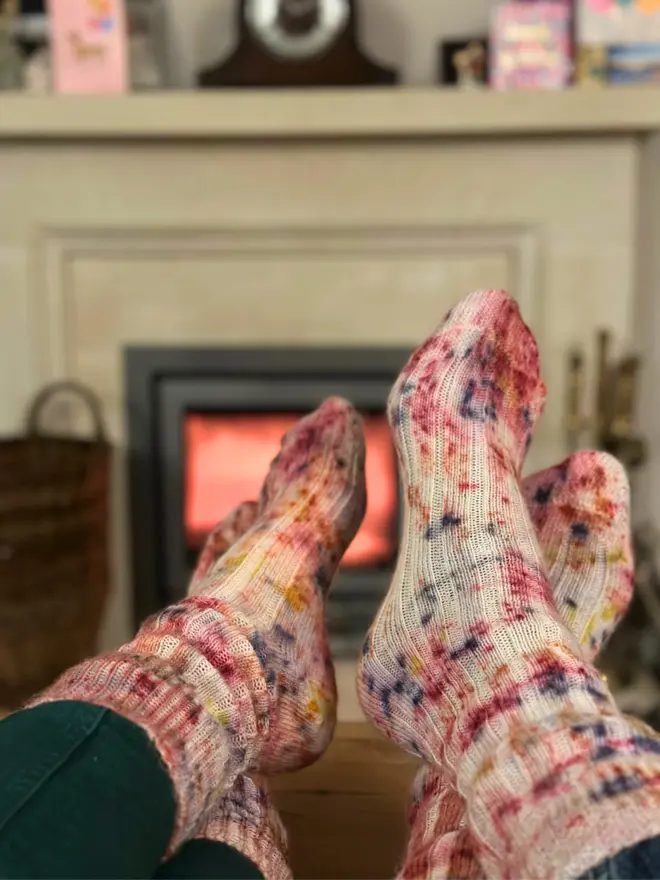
left=399, top=451, right=634, bottom=880
left=30, top=397, right=366, bottom=854
left=358, top=289, right=660, bottom=878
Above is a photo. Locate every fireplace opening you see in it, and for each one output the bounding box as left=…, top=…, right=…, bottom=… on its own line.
left=184, top=411, right=399, bottom=570
left=125, top=346, right=409, bottom=654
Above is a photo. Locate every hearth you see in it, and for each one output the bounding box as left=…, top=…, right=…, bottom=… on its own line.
left=124, top=346, right=408, bottom=654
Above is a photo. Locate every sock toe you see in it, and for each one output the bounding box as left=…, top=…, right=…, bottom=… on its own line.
left=388, top=290, right=546, bottom=477
left=260, top=396, right=366, bottom=555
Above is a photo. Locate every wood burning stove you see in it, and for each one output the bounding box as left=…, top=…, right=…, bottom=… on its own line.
left=124, top=346, right=408, bottom=655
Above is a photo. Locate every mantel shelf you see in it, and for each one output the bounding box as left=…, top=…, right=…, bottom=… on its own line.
left=2, top=87, right=660, bottom=140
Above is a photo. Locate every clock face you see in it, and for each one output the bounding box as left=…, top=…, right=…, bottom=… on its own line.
left=244, top=0, right=351, bottom=61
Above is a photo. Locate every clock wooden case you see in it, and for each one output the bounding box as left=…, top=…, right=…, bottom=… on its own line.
left=198, top=0, right=398, bottom=88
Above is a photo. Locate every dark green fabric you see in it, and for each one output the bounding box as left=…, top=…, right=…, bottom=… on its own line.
left=155, top=840, right=264, bottom=880
left=0, top=701, right=176, bottom=879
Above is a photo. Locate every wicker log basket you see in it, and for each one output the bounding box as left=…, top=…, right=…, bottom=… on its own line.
left=0, top=381, right=111, bottom=708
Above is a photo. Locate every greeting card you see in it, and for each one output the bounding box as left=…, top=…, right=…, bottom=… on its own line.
left=491, top=1, right=573, bottom=90
left=579, top=0, right=660, bottom=44
left=49, top=0, right=128, bottom=94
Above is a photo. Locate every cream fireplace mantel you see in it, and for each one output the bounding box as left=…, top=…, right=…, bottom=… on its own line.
left=1, top=90, right=660, bottom=707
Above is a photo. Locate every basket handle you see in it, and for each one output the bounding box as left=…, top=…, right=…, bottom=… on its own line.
left=26, top=381, right=107, bottom=441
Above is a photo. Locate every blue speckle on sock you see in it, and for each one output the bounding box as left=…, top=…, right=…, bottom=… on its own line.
left=633, top=735, right=660, bottom=756
left=367, top=674, right=375, bottom=693
left=250, top=632, right=268, bottom=669
left=522, top=406, right=533, bottom=427
left=266, top=668, right=276, bottom=687
left=594, top=744, right=617, bottom=761
left=450, top=636, right=480, bottom=660
left=591, top=773, right=643, bottom=803
left=380, top=687, right=392, bottom=718
left=315, top=567, right=331, bottom=592
left=426, top=514, right=461, bottom=540
left=534, top=483, right=553, bottom=505
left=538, top=665, right=570, bottom=698
left=571, top=522, right=590, bottom=540
left=421, top=611, right=433, bottom=626
left=274, top=624, right=295, bottom=644
left=573, top=720, right=606, bottom=737
left=460, top=379, right=477, bottom=419
left=412, top=685, right=424, bottom=706
left=565, top=597, right=578, bottom=610
left=586, top=681, right=609, bottom=703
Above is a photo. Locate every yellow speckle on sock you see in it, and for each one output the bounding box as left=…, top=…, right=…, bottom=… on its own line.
left=223, top=553, right=248, bottom=572
left=410, top=656, right=423, bottom=675
left=545, top=544, right=560, bottom=567
left=583, top=613, right=596, bottom=644
left=305, top=682, right=329, bottom=722
left=283, top=582, right=309, bottom=613
left=601, top=603, right=617, bottom=622
left=206, top=702, right=231, bottom=726
left=474, top=756, right=495, bottom=783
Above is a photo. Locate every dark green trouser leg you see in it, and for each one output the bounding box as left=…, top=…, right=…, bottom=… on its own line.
left=0, top=701, right=262, bottom=879
left=0, top=701, right=175, bottom=879
left=155, top=841, right=263, bottom=879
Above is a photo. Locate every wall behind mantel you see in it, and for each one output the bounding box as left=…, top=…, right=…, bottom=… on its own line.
left=164, top=0, right=497, bottom=87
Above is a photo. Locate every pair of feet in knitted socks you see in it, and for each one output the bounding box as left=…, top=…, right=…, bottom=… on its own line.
left=35, top=290, right=660, bottom=878
left=189, top=441, right=633, bottom=880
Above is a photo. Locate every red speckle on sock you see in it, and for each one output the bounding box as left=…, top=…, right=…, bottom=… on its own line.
left=133, top=670, right=159, bottom=699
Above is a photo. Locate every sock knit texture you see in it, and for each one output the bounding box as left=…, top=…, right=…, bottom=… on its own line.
left=190, top=501, right=259, bottom=592
left=358, top=290, right=660, bottom=879
left=29, top=397, right=366, bottom=854
left=191, top=774, right=291, bottom=880
left=399, top=451, right=634, bottom=880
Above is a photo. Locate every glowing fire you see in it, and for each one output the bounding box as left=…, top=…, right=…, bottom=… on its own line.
left=184, top=412, right=398, bottom=568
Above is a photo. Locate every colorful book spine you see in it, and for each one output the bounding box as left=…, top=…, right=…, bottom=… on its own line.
left=491, top=1, right=574, bottom=90
left=49, top=0, right=128, bottom=94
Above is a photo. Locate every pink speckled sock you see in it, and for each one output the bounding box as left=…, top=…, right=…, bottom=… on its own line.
left=358, top=290, right=660, bottom=878
left=399, top=450, right=634, bottom=880
left=30, top=397, right=366, bottom=854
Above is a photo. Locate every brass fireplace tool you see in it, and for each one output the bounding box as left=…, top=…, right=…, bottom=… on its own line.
left=565, top=330, right=645, bottom=470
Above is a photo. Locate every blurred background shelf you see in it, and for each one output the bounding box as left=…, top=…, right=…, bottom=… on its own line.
left=4, top=87, right=660, bottom=139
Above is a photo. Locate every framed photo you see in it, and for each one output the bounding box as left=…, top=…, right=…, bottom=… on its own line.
left=439, top=37, right=489, bottom=87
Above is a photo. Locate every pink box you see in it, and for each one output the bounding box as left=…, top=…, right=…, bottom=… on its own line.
left=49, top=0, right=128, bottom=94
left=491, top=1, right=573, bottom=90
